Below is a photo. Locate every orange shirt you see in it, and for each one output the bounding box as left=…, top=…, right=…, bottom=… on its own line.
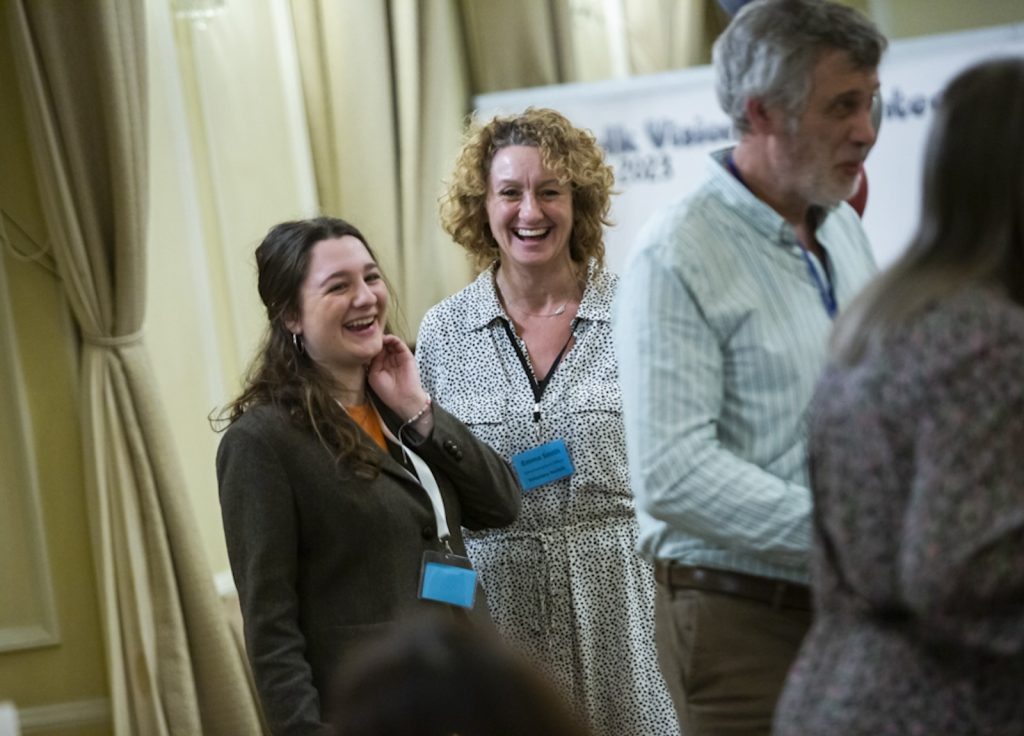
left=344, top=402, right=387, bottom=450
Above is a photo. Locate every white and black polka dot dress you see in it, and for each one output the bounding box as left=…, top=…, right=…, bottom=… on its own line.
left=416, top=261, right=680, bottom=736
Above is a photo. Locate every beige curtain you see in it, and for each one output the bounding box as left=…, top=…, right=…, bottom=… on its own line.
left=391, top=0, right=477, bottom=327
left=460, top=0, right=576, bottom=92
left=624, top=0, right=726, bottom=74
left=461, top=0, right=722, bottom=92
left=7, top=1, right=263, bottom=733
left=290, top=0, right=474, bottom=336
left=290, top=0, right=404, bottom=297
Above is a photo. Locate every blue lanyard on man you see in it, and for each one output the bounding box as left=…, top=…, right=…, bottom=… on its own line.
left=797, top=247, right=837, bottom=319
left=726, top=153, right=838, bottom=320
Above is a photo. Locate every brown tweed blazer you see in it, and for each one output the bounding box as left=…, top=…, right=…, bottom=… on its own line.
left=217, top=400, right=520, bottom=735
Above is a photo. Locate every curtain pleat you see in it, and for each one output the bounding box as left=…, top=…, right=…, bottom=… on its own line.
left=459, top=0, right=574, bottom=92
left=289, top=0, right=404, bottom=294
left=8, top=0, right=265, bottom=733
left=290, top=0, right=474, bottom=337
left=390, top=0, right=475, bottom=328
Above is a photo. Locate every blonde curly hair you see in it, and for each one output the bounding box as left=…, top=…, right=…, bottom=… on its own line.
left=440, top=107, right=614, bottom=273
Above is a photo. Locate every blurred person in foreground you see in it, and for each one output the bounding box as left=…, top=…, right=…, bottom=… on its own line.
left=416, top=108, right=679, bottom=736
left=614, top=1, right=886, bottom=733
left=327, top=613, right=592, bottom=736
left=216, top=216, right=520, bottom=735
left=774, top=56, right=1024, bottom=736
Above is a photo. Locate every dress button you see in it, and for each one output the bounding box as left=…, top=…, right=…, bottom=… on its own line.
left=421, top=525, right=436, bottom=540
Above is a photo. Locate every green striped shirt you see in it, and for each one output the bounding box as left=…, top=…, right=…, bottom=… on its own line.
left=614, top=148, right=877, bottom=584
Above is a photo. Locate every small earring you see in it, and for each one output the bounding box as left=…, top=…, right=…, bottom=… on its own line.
left=292, top=332, right=305, bottom=355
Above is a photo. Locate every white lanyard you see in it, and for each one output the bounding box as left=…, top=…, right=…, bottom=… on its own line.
left=376, top=409, right=451, bottom=544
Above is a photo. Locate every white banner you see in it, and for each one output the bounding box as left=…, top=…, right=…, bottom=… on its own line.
left=475, top=23, right=1024, bottom=273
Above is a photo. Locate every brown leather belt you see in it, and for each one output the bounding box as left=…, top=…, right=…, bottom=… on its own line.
left=654, top=560, right=811, bottom=611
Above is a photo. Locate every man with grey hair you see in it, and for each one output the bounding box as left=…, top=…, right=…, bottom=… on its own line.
left=613, top=1, right=886, bottom=734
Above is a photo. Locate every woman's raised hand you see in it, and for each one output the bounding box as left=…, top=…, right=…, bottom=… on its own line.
left=367, top=335, right=431, bottom=425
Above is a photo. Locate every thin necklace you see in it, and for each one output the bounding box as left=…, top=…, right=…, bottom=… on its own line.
left=511, top=301, right=568, bottom=318
left=497, top=280, right=578, bottom=319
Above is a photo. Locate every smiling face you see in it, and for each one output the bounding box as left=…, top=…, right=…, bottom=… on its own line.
left=485, top=145, right=574, bottom=272
left=285, top=235, right=388, bottom=389
left=772, top=49, right=879, bottom=209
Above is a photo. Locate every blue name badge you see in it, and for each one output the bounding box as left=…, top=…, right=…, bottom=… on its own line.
left=510, top=438, right=575, bottom=492
left=418, top=551, right=477, bottom=609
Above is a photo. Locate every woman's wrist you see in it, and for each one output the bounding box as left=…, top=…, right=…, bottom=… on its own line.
left=398, top=394, right=433, bottom=445
left=403, top=395, right=432, bottom=426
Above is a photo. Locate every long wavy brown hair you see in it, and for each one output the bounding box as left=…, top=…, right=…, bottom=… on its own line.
left=217, top=216, right=393, bottom=478
left=440, top=107, right=615, bottom=273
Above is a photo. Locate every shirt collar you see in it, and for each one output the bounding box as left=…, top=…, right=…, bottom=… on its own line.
left=577, top=259, right=614, bottom=323
left=707, top=146, right=840, bottom=247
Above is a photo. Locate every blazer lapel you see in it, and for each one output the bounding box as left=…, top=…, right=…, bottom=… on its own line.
left=368, top=392, right=429, bottom=492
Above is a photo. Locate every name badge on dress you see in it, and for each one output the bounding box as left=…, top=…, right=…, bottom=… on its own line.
left=418, top=550, right=477, bottom=609
left=510, top=438, right=575, bottom=492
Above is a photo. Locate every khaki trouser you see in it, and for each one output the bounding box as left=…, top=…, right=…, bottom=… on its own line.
left=654, top=582, right=812, bottom=736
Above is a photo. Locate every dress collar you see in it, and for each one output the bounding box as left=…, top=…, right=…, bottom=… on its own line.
left=464, top=258, right=613, bottom=331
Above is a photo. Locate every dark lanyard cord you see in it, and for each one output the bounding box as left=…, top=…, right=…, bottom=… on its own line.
left=726, top=153, right=837, bottom=320
left=501, top=318, right=577, bottom=423
left=798, top=247, right=837, bottom=319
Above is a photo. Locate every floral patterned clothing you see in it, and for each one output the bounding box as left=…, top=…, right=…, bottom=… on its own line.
left=774, top=288, right=1024, bottom=736
left=416, top=262, right=680, bottom=736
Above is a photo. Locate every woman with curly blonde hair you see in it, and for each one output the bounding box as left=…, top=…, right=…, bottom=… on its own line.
left=416, top=108, right=680, bottom=736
